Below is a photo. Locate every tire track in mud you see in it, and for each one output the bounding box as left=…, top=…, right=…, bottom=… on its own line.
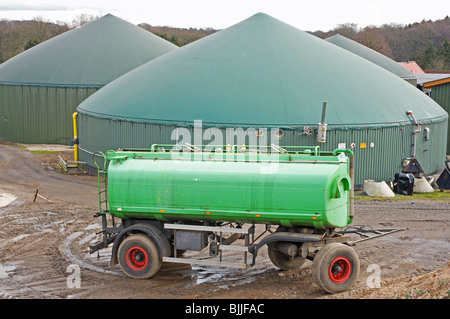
left=0, top=228, right=118, bottom=298
left=0, top=144, right=110, bottom=298
left=0, top=231, right=63, bottom=299
left=0, top=203, right=111, bottom=298
left=1, top=198, right=276, bottom=299
left=59, top=231, right=123, bottom=277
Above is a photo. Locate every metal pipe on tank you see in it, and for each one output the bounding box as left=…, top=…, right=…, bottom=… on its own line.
left=72, top=112, right=79, bottom=163
left=321, top=101, right=328, bottom=124
left=406, top=110, right=422, bottom=158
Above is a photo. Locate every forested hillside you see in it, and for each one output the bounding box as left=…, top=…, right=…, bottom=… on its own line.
left=0, top=15, right=215, bottom=63
left=0, top=17, right=70, bottom=62
left=313, top=16, right=450, bottom=72
left=0, top=15, right=449, bottom=71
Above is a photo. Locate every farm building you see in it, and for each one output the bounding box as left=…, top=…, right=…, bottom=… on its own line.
left=0, top=14, right=177, bottom=144
left=415, top=73, right=450, bottom=153
left=76, top=13, right=448, bottom=185
left=325, top=34, right=417, bottom=85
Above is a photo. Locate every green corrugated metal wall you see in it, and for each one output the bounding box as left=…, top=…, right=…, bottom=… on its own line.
left=0, top=84, right=98, bottom=144
left=78, top=113, right=447, bottom=186
left=429, top=82, right=450, bottom=154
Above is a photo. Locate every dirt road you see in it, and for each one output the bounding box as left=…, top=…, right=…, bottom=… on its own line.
left=0, top=143, right=449, bottom=299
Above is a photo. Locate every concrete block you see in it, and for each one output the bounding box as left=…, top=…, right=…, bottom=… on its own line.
left=363, top=180, right=395, bottom=197
left=413, top=177, right=434, bottom=193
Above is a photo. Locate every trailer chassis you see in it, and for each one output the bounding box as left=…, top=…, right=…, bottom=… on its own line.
left=89, top=214, right=405, bottom=293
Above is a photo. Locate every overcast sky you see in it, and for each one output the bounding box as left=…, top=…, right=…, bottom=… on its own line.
left=0, top=0, right=449, bottom=31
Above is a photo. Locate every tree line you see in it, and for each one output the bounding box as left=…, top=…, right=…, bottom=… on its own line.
left=0, top=14, right=449, bottom=71
left=313, top=16, right=450, bottom=71
left=0, top=14, right=214, bottom=63
left=138, top=23, right=216, bottom=47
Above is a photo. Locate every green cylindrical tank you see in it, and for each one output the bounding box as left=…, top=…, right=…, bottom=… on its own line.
left=105, top=147, right=353, bottom=229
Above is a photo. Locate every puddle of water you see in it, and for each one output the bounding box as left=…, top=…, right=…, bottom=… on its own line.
left=11, top=234, right=31, bottom=242
left=0, top=263, right=16, bottom=279
left=183, top=248, right=275, bottom=287
left=84, top=223, right=101, bottom=231
left=192, top=265, right=270, bottom=286
left=0, top=193, right=17, bottom=208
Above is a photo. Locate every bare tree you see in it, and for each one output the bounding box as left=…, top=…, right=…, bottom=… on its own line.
left=354, top=27, right=394, bottom=58
left=333, top=23, right=359, bottom=39
left=71, top=14, right=99, bottom=28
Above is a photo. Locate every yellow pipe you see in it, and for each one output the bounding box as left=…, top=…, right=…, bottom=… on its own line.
left=72, top=112, right=78, bottom=162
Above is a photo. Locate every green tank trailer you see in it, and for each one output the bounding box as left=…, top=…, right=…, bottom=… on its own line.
left=89, top=144, right=401, bottom=293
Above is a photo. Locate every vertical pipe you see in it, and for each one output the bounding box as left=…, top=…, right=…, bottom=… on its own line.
left=406, top=110, right=421, bottom=159
left=321, top=101, right=328, bottom=124
left=72, top=112, right=78, bottom=162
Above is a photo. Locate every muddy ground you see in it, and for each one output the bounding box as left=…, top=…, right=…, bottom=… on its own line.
left=0, top=143, right=449, bottom=300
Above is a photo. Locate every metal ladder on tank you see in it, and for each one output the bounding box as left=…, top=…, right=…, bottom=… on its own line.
left=93, top=152, right=116, bottom=250
left=93, top=152, right=109, bottom=216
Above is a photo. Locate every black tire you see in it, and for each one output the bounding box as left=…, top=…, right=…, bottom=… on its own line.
left=312, top=243, right=360, bottom=293
left=268, top=245, right=307, bottom=271
left=118, top=234, right=162, bottom=279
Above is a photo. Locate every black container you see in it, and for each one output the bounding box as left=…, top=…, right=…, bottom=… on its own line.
left=436, top=160, right=450, bottom=190
left=393, top=173, right=414, bottom=195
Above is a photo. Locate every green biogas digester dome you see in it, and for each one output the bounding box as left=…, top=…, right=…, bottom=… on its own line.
left=0, top=14, right=177, bottom=144
left=77, top=13, right=448, bottom=185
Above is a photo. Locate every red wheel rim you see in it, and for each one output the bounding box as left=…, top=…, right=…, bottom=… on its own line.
left=126, top=246, right=149, bottom=271
left=328, top=256, right=352, bottom=283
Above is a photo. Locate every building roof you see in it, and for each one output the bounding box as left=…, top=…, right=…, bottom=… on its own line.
left=78, top=13, right=447, bottom=128
left=0, top=14, right=178, bottom=87
left=326, top=34, right=416, bottom=82
left=415, top=73, right=450, bottom=88
left=399, top=61, right=425, bottom=74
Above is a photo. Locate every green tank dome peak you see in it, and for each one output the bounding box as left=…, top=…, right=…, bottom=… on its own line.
left=0, top=13, right=178, bottom=87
